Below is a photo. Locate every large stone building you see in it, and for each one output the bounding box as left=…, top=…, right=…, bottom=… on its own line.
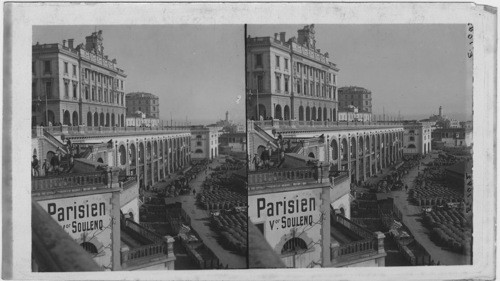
left=338, top=86, right=372, bottom=114
left=126, top=92, right=160, bottom=119
left=246, top=25, right=340, bottom=122
left=32, top=30, right=127, bottom=127
left=402, top=121, right=432, bottom=155
left=190, top=125, right=220, bottom=160
left=247, top=121, right=388, bottom=268
left=431, top=127, right=473, bottom=148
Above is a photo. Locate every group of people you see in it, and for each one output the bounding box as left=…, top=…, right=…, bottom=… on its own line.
left=31, top=138, right=76, bottom=177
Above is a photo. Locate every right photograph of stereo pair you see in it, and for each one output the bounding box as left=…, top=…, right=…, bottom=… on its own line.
left=246, top=24, right=473, bottom=268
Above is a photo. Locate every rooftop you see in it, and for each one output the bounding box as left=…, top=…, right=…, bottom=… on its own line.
left=126, top=92, right=159, bottom=99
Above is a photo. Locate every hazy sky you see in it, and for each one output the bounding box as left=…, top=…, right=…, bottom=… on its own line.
left=33, top=25, right=246, bottom=125
left=249, top=24, right=472, bottom=121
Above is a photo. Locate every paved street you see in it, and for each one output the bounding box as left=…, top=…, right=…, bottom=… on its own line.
left=176, top=157, right=247, bottom=269
left=391, top=154, right=471, bottom=265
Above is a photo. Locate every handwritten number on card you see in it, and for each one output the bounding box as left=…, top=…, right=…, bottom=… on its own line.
left=467, top=23, right=473, bottom=58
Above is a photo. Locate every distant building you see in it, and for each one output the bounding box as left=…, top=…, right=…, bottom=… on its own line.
left=403, top=121, right=432, bottom=155
left=32, top=30, right=127, bottom=127
left=428, top=106, right=460, bottom=129
left=219, top=132, right=247, bottom=154
left=190, top=126, right=220, bottom=160
left=246, top=24, right=340, bottom=121
left=338, top=86, right=372, bottom=113
left=337, top=105, right=372, bottom=122
left=126, top=111, right=160, bottom=127
left=432, top=127, right=472, bottom=148
left=126, top=92, right=160, bottom=119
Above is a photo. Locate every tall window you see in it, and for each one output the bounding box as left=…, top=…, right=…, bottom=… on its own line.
left=44, top=61, right=51, bottom=74
left=257, top=75, right=263, bottom=92
left=121, top=80, right=123, bottom=89
left=255, top=54, right=262, bottom=67
left=296, top=80, right=301, bottom=94
left=85, top=69, right=88, bottom=79
left=32, top=61, right=35, bottom=74
left=64, top=62, right=68, bottom=74
left=275, top=55, right=280, bottom=68
left=45, top=82, right=52, bottom=98
left=72, top=65, right=76, bottom=76
left=284, top=77, right=289, bottom=92
left=304, top=81, right=307, bottom=95
left=98, top=74, right=100, bottom=82
left=64, top=82, right=69, bottom=98
left=275, top=76, right=281, bottom=92
left=92, top=72, right=94, bottom=81
left=284, top=58, right=288, bottom=70
left=92, top=87, right=95, bottom=101
left=85, top=87, right=89, bottom=100
left=310, top=82, right=314, bottom=95
left=303, top=65, right=307, bottom=74
left=73, top=83, right=77, bottom=98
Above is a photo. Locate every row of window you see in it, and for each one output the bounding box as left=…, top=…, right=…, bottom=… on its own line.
left=295, top=62, right=335, bottom=84
left=128, top=99, right=159, bottom=105
left=33, top=60, right=125, bottom=91
left=83, top=85, right=125, bottom=105
left=339, top=93, right=371, bottom=100
left=82, top=68, right=124, bottom=90
left=339, top=101, right=370, bottom=107
left=130, top=106, right=157, bottom=112
left=295, top=79, right=336, bottom=99
left=253, top=53, right=336, bottom=84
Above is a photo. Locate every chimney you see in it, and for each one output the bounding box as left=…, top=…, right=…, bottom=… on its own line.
left=279, top=32, right=286, bottom=42
left=62, top=40, right=67, bottom=47
left=68, top=39, right=74, bottom=49
left=274, top=33, right=279, bottom=40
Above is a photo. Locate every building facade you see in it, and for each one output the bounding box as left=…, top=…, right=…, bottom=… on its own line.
left=32, top=31, right=127, bottom=127
left=338, top=86, right=372, bottom=114
left=246, top=25, right=339, bottom=122
left=190, top=126, right=220, bottom=160
left=403, top=121, right=432, bottom=155
left=219, top=132, right=247, bottom=154
left=126, top=92, right=160, bottom=119
left=126, top=116, right=160, bottom=128
left=431, top=128, right=473, bottom=148
left=338, top=106, right=372, bottom=122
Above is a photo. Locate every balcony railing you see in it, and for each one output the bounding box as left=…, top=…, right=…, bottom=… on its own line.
left=34, top=125, right=190, bottom=137
left=331, top=214, right=384, bottom=264
left=334, top=214, right=374, bottom=239
left=250, top=120, right=403, bottom=131
left=248, top=167, right=317, bottom=186
left=32, top=171, right=109, bottom=195
left=337, top=238, right=377, bottom=257
left=123, top=243, right=167, bottom=263
left=332, top=171, right=349, bottom=185
left=124, top=219, right=163, bottom=243
left=119, top=175, right=137, bottom=190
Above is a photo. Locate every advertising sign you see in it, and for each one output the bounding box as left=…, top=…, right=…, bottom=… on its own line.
left=38, top=193, right=114, bottom=269
left=249, top=188, right=324, bottom=267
